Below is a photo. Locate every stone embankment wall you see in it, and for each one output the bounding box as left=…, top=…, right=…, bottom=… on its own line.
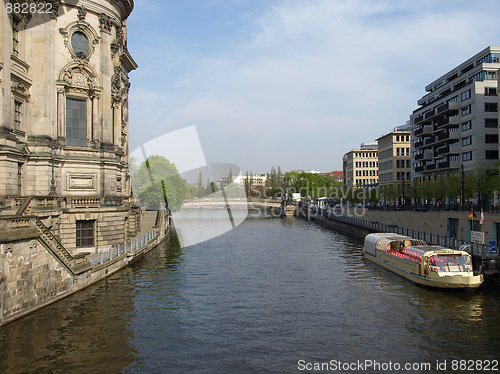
left=0, top=211, right=169, bottom=326
left=297, top=204, right=499, bottom=244
left=296, top=203, right=500, bottom=285
left=360, top=210, right=499, bottom=244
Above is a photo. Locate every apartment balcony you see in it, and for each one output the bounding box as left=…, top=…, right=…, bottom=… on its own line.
left=448, top=144, right=460, bottom=154
left=414, top=153, right=424, bottom=161
left=436, top=101, right=460, bottom=115
left=437, top=146, right=449, bottom=155
left=424, top=109, right=435, bottom=120
left=437, top=131, right=460, bottom=142
left=414, top=127, right=423, bottom=136
left=438, top=161, right=450, bottom=169
left=414, top=140, right=424, bottom=148
left=414, top=115, right=424, bottom=124
left=437, top=159, right=461, bottom=170
left=426, top=163, right=437, bottom=171
left=424, top=137, right=435, bottom=145
left=415, top=166, right=424, bottom=173
left=450, top=159, right=461, bottom=169
left=423, top=126, right=433, bottom=135
left=423, top=152, right=433, bottom=160
left=435, top=116, right=459, bottom=129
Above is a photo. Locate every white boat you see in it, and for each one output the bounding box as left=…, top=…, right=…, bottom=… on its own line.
left=363, top=233, right=483, bottom=290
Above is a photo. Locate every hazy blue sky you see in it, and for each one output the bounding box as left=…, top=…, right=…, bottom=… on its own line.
left=126, top=0, right=500, bottom=174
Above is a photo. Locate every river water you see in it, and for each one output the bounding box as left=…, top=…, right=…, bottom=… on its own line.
left=0, top=215, right=499, bottom=373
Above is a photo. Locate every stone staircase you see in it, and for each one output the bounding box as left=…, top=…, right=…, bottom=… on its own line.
left=35, top=218, right=90, bottom=275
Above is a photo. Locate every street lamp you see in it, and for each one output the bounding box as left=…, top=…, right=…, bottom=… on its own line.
left=49, top=145, right=57, bottom=195
left=461, top=164, right=465, bottom=211
left=402, top=177, right=405, bottom=208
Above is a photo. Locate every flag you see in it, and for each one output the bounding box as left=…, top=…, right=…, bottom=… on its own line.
left=468, top=209, right=476, bottom=218
left=480, top=208, right=484, bottom=224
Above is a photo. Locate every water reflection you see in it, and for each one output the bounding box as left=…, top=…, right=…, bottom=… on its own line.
left=0, top=275, right=137, bottom=373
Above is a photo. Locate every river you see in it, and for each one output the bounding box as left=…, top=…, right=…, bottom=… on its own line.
left=0, top=215, right=499, bottom=373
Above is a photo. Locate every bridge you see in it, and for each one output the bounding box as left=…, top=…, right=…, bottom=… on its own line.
left=182, top=198, right=281, bottom=209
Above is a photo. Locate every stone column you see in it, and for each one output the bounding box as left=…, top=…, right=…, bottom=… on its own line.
left=86, top=97, right=92, bottom=145
left=57, top=88, right=65, bottom=138
left=92, top=94, right=100, bottom=142
left=113, top=101, right=121, bottom=146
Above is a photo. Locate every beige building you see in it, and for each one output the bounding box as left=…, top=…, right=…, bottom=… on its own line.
left=343, top=142, right=378, bottom=189
left=0, top=1, right=141, bottom=253
left=377, top=125, right=411, bottom=186
left=411, top=46, right=499, bottom=180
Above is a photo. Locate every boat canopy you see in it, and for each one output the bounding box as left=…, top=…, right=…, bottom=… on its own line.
left=364, top=233, right=414, bottom=256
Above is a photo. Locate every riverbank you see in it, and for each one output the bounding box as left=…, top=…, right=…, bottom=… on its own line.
left=0, top=210, right=170, bottom=327
left=294, top=203, right=500, bottom=285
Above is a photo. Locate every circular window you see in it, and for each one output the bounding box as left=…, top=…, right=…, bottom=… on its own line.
left=71, top=31, right=88, bottom=55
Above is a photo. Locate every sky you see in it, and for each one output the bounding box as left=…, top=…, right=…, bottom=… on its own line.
left=126, top=0, right=500, bottom=175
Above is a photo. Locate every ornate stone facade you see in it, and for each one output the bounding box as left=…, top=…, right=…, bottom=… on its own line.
left=0, top=1, right=139, bottom=253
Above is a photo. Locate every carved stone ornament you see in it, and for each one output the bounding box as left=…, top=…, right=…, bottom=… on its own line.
left=48, top=0, right=61, bottom=20
left=123, top=77, right=131, bottom=93
left=78, top=7, right=87, bottom=22
left=111, top=67, right=121, bottom=95
left=110, top=41, right=120, bottom=57
left=59, top=62, right=100, bottom=93
left=115, top=25, right=124, bottom=41
left=99, top=13, right=113, bottom=34
left=11, top=79, right=31, bottom=101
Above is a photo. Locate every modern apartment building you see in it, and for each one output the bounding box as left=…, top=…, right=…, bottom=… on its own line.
left=377, top=125, right=411, bottom=186
left=342, top=142, right=378, bottom=188
left=411, top=46, right=499, bottom=180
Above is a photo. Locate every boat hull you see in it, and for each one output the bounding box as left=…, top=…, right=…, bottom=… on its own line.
left=363, top=252, right=483, bottom=290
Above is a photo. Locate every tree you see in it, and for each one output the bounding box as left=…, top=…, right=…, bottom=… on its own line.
left=131, top=155, right=186, bottom=211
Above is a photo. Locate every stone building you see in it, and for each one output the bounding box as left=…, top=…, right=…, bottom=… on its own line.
left=342, top=142, right=378, bottom=189
left=0, top=0, right=140, bottom=254
left=410, top=46, right=499, bottom=180
left=377, top=124, right=411, bottom=186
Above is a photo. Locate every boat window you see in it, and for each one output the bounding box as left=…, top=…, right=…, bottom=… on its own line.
left=428, top=254, right=472, bottom=272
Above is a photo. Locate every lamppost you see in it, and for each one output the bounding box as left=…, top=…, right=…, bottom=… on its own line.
left=461, top=164, right=465, bottom=211
left=402, top=177, right=406, bottom=209
left=49, top=145, right=57, bottom=195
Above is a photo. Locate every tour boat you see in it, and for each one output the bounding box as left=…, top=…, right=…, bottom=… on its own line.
left=363, top=233, right=483, bottom=290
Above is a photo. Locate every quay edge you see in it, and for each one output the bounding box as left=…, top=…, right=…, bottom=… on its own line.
left=295, top=203, right=500, bottom=286
left=0, top=210, right=170, bottom=327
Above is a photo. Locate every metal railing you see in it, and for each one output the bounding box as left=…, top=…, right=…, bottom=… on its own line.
left=89, top=229, right=157, bottom=266
left=320, top=208, right=494, bottom=257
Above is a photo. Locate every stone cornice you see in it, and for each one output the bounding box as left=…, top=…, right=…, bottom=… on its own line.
left=120, top=49, right=138, bottom=73
left=62, top=1, right=134, bottom=21
left=117, top=0, right=134, bottom=19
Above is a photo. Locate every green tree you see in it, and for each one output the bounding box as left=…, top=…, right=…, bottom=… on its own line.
left=131, top=155, right=186, bottom=211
